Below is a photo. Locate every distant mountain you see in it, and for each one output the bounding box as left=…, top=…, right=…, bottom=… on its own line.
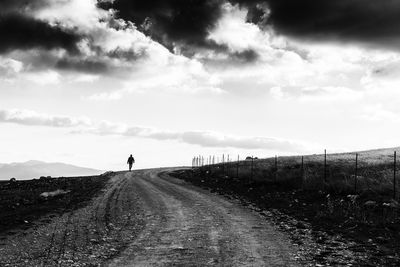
left=0, top=160, right=103, bottom=180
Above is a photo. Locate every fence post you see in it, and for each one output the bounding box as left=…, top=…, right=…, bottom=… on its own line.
left=191, top=157, right=194, bottom=178
left=222, top=154, right=225, bottom=175
left=251, top=156, right=254, bottom=183
left=237, top=155, right=239, bottom=178
left=324, top=149, right=327, bottom=184
left=355, top=153, right=358, bottom=193
left=394, top=151, right=397, bottom=199
left=301, top=156, right=304, bottom=188
left=227, top=155, right=230, bottom=176
left=275, top=155, right=278, bottom=183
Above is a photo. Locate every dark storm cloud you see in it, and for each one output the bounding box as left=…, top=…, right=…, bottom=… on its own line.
left=54, top=45, right=149, bottom=74
left=101, top=0, right=400, bottom=50
left=177, top=42, right=259, bottom=64
left=106, top=47, right=147, bottom=61
left=98, top=0, right=225, bottom=51
left=0, top=0, right=84, bottom=56
left=232, top=49, right=259, bottom=62
left=0, top=13, right=81, bottom=54
left=0, top=0, right=48, bottom=13
left=232, top=0, right=400, bottom=48
left=99, top=0, right=261, bottom=62
left=0, top=0, right=157, bottom=76
left=56, top=58, right=109, bottom=74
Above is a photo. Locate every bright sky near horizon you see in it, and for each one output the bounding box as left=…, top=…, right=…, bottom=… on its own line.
left=1, top=0, right=400, bottom=170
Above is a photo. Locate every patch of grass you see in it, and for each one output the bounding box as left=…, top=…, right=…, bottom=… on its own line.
left=208, top=147, right=400, bottom=196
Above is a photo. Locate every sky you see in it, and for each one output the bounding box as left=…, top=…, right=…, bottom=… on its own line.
left=1, top=0, right=400, bottom=170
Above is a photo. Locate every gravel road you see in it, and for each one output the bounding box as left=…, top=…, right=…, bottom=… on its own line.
left=0, top=169, right=299, bottom=266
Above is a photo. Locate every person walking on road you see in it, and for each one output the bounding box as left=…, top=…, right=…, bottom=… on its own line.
left=127, top=154, right=135, bottom=171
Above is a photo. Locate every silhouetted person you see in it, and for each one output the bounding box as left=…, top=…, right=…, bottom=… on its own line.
left=127, top=154, right=135, bottom=171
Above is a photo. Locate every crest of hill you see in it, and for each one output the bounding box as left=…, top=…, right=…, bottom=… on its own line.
left=269, top=146, right=400, bottom=164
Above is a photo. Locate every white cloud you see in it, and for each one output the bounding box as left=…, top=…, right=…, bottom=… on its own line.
left=72, top=74, right=99, bottom=83
left=203, top=3, right=400, bottom=106
left=87, top=55, right=224, bottom=100
left=34, top=0, right=109, bottom=31
left=0, top=108, right=308, bottom=152
left=179, top=131, right=305, bottom=151
left=0, top=58, right=24, bottom=83
left=88, top=126, right=306, bottom=152
left=30, top=0, right=226, bottom=98
left=0, top=0, right=174, bottom=82
left=271, top=86, right=364, bottom=102
left=0, top=58, right=23, bottom=73
left=208, top=3, right=271, bottom=52
left=0, top=109, right=91, bottom=127
left=33, top=0, right=173, bottom=65
left=23, top=70, right=61, bottom=85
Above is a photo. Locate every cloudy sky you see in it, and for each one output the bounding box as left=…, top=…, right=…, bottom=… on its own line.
left=1, top=0, right=400, bottom=170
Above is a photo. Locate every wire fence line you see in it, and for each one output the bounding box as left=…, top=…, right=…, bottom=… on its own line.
left=191, top=150, right=400, bottom=198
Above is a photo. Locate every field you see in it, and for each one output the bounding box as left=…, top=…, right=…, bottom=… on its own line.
left=172, top=147, right=400, bottom=266
left=215, top=147, right=400, bottom=195
left=0, top=173, right=113, bottom=235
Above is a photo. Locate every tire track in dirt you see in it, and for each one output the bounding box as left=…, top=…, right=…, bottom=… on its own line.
left=109, top=169, right=299, bottom=266
left=1, top=169, right=300, bottom=266
left=155, top=171, right=295, bottom=265
left=42, top=194, right=76, bottom=266
left=0, top=172, right=145, bottom=266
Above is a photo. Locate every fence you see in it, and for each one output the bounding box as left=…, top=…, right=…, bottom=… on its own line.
left=191, top=150, right=400, bottom=198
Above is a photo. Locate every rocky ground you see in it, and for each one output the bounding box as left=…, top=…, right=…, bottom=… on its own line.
left=3, top=167, right=397, bottom=266
left=170, top=168, right=400, bottom=266
left=0, top=169, right=311, bottom=266
left=0, top=172, right=145, bottom=266
left=0, top=174, right=111, bottom=234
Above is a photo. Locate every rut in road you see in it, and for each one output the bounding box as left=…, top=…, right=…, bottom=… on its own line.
left=108, top=169, right=298, bottom=266
left=0, top=169, right=299, bottom=266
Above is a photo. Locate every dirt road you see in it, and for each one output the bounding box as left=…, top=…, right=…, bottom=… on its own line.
left=0, top=169, right=299, bottom=266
